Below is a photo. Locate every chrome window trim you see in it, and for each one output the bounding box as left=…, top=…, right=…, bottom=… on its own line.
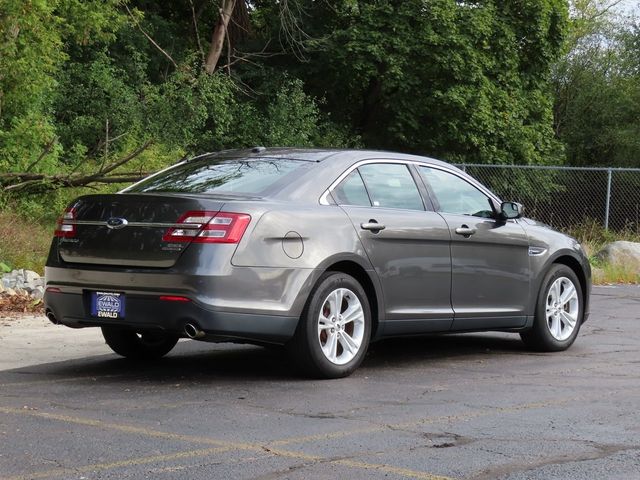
left=319, top=158, right=500, bottom=206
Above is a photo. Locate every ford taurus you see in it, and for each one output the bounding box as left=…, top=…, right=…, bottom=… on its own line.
left=44, top=148, right=591, bottom=378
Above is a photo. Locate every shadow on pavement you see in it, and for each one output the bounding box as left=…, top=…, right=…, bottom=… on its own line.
left=0, top=332, right=529, bottom=384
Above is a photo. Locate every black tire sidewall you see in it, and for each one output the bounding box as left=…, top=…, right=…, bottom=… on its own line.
left=532, top=265, right=583, bottom=351
left=297, top=272, right=372, bottom=378
left=101, top=327, right=178, bottom=359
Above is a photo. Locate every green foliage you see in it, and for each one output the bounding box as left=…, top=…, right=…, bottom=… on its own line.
left=553, top=2, right=640, bottom=167
left=0, top=0, right=63, bottom=172
left=0, top=0, right=127, bottom=173
left=1, top=0, right=576, bottom=225
left=3, top=0, right=639, bottom=277
left=270, top=0, right=567, bottom=165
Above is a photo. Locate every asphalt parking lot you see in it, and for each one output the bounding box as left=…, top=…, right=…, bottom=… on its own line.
left=1, top=285, right=639, bottom=480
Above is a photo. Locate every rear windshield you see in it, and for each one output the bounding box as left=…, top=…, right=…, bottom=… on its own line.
left=127, top=157, right=306, bottom=195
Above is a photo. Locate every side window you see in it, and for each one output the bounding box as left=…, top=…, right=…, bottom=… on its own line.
left=332, top=170, right=371, bottom=206
left=419, top=167, right=493, bottom=217
left=358, top=163, right=424, bottom=211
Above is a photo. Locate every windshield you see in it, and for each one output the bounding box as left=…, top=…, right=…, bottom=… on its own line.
left=127, top=157, right=306, bottom=195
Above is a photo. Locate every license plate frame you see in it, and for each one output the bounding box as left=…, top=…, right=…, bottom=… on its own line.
left=90, top=291, right=126, bottom=319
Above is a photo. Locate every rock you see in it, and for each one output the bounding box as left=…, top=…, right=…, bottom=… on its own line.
left=596, top=241, right=640, bottom=270
left=15, top=270, right=25, bottom=283
left=24, top=270, right=40, bottom=284
left=32, top=286, right=45, bottom=300
left=1, top=269, right=47, bottom=300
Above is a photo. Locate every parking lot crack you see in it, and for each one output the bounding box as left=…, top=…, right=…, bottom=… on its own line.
left=469, top=443, right=640, bottom=479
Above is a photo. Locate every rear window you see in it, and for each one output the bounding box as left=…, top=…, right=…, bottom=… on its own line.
left=127, top=158, right=306, bottom=195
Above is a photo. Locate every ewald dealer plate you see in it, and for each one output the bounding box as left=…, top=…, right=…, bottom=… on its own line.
left=91, top=291, right=126, bottom=319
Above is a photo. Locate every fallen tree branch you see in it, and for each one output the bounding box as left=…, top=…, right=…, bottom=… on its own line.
left=1, top=140, right=154, bottom=194
left=97, top=139, right=154, bottom=176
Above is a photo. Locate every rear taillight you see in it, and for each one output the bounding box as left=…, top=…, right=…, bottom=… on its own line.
left=54, top=207, right=76, bottom=238
left=163, top=211, right=251, bottom=244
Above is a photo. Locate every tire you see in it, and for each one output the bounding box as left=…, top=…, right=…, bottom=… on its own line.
left=288, top=272, right=372, bottom=379
left=101, top=327, right=179, bottom=360
left=520, top=264, right=583, bottom=352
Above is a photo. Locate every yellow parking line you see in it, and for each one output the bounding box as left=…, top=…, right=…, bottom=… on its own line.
left=0, top=406, right=456, bottom=479
left=335, top=459, right=454, bottom=480
left=0, top=447, right=453, bottom=480
left=0, top=397, right=575, bottom=480
left=0, top=447, right=232, bottom=480
left=0, top=406, right=255, bottom=451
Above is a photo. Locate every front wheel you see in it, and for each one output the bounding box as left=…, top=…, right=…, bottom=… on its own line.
left=520, top=264, right=583, bottom=352
left=289, top=272, right=371, bottom=379
left=101, top=327, right=179, bottom=360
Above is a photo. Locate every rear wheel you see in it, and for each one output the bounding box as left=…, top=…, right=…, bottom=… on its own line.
left=520, top=264, right=583, bottom=352
left=101, top=327, right=179, bottom=360
left=289, top=272, right=371, bottom=379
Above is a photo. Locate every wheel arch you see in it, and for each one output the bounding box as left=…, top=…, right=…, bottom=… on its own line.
left=546, top=253, right=591, bottom=323
left=323, top=260, right=383, bottom=339
left=554, top=255, right=587, bottom=295
left=288, top=253, right=385, bottom=339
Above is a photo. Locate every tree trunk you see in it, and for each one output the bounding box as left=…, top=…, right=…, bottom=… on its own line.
left=204, top=0, right=236, bottom=74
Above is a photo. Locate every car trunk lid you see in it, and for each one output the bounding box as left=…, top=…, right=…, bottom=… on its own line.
left=57, top=194, right=225, bottom=268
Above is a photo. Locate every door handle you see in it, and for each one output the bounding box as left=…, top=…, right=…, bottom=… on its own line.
left=455, top=225, right=476, bottom=237
left=361, top=221, right=386, bottom=233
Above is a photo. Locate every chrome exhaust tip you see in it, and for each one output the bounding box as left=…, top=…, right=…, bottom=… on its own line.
left=46, top=310, right=60, bottom=325
left=184, top=323, right=205, bottom=339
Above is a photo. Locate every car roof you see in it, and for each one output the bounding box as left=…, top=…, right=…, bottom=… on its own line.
left=176, top=147, right=475, bottom=203
left=194, top=147, right=454, bottom=168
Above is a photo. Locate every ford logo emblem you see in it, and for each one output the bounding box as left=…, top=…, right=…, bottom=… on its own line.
left=106, top=217, right=128, bottom=229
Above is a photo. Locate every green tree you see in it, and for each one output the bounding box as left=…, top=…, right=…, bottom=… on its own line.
left=553, top=0, right=640, bottom=167
left=0, top=0, right=126, bottom=173
left=260, top=0, right=568, bottom=165
left=2, top=0, right=572, bottom=205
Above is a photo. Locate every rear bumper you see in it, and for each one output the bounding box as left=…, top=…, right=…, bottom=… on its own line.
left=43, top=264, right=320, bottom=344
left=44, top=290, right=298, bottom=344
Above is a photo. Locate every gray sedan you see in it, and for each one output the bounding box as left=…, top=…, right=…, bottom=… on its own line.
left=44, top=148, right=591, bottom=378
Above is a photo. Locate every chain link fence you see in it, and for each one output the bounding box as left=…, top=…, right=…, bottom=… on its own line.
left=455, top=164, right=640, bottom=233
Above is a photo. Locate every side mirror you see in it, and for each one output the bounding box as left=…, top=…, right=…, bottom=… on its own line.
left=500, top=201, right=524, bottom=220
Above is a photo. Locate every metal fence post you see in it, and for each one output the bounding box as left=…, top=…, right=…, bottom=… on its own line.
left=605, top=168, right=612, bottom=230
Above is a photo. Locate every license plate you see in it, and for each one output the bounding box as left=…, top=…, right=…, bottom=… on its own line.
left=91, top=291, right=126, bottom=319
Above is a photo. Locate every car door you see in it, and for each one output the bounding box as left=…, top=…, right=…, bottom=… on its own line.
left=417, top=165, right=531, bottom=330
left=330, top=161, right=453, bottom=334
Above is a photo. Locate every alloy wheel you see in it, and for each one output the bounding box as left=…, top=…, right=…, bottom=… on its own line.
left=317, top=288, right=365, bottom=365
left=545, top=277, right=580, bottom=341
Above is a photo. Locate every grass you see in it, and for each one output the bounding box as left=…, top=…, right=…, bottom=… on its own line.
left=0, top=212, right=637, bottom=284
left=567, top=219, right=640, bottom=284
left=0, top=210, right=55, bottom=275
left=590, top=262, right=640, bottom=284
